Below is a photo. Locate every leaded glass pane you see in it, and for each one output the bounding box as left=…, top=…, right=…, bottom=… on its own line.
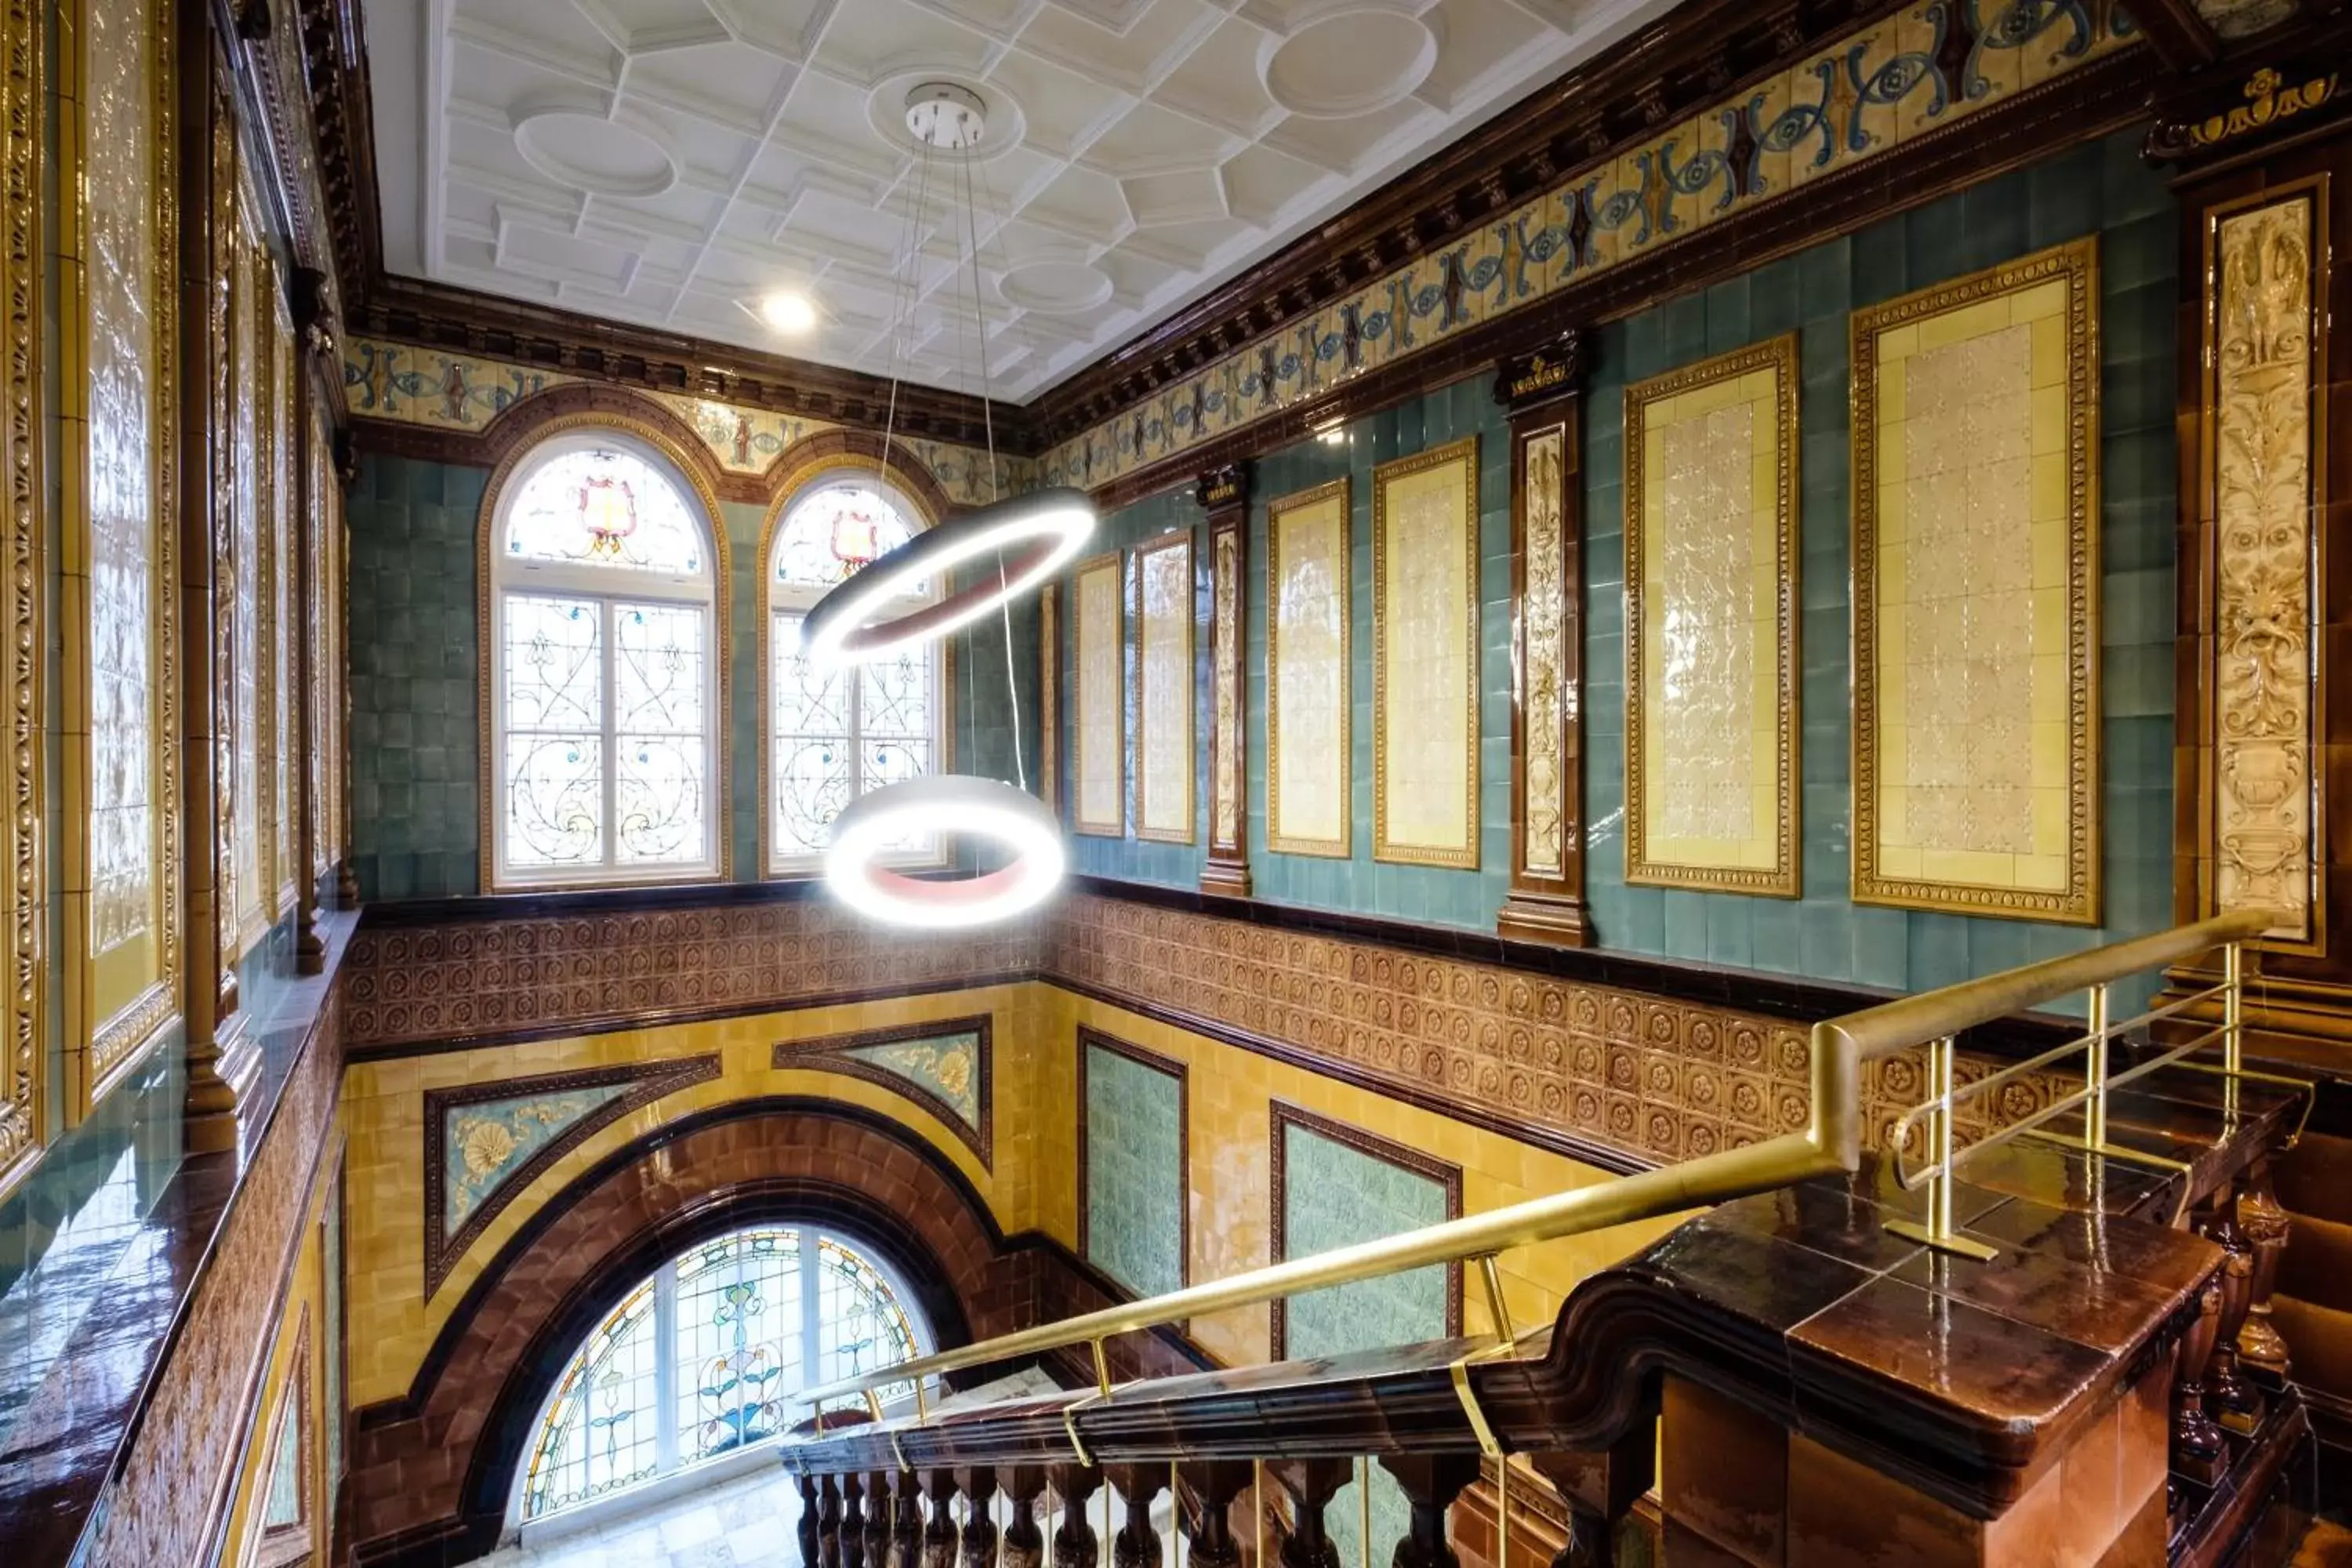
left=771, top=612, right=852, bottom=858
left=772, top=485, right=923, bottom=592
left=505, top=448, right=706, bottom=574
left=815, top=1237, right=918, bottom=1404
left=673, top=1230, right=800, bottom=1462
left=613, top=602, right=708, bottom=866
left=522, top=1279, right=661, bottom=1519
left=503, top=594, right=603, bottom=732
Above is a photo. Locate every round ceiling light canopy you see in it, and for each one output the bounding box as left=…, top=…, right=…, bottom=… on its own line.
left=906, top=82, right=987, bottom=150
left=514, top=110, right=678, bottom=197
left=800, top=487, right=1097, bottom=670
left=1262, top=11, right=1436, bottom=119
left=824, top=775, right=1065, bottom=929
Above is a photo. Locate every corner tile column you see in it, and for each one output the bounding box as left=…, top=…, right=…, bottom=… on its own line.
left=1200, top=463, right=1253, bottom=896
left=1494, top=333, right=1591, bottom=948
left=2149, top=58, right=2352, bottom=1065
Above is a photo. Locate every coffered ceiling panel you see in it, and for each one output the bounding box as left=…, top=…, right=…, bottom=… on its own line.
left=367, top=0, right=1684, bottom=398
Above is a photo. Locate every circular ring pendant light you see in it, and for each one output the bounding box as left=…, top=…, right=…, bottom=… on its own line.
left=800, top=486, right=1094, bottom=670
left=823, top=775, right=1065, bottom=928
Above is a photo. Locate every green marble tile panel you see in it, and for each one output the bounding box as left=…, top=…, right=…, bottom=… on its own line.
left=1083, top=1043, right=1184, bottom=1300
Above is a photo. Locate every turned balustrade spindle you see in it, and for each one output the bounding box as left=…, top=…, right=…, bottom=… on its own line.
left=866, top=1472, right=898, bottom=1568
left=1003, top=1466, right=1050, bottom=1568
left=1272, top=1460, right=1350, bottom=1568
left=2201, top=1210, right=2263, bottom=1433
left=922, top=1471, right=964, bottom=1568
left=1051, top=1465, right=1105, bottom=1568
left=1178, top=1461, right=1253, bottom=1568
left=823, top=1476, right=848, bottom=1568
left=957, top=1467, right=1000, bottom=1568
left=895, top=1470, right=928, bottom=1568
left=1104, top=1464, right=1167, bottom=1568
left=1529, top=1429, right=1653, bottom=1568
left=2172, top=1276, right=2230, bottom=1484
left=844, top=1475, right=869, bottom=1568
left=2238, top=1165, right=2293, bottom=1372
left=1379, top=1456, right=1479, bottom=1568
left=802, top=1477, right=826, bottom=1568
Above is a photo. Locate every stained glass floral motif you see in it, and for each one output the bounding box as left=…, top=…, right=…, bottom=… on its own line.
left=521, top=1227, right=924, bottom=1523
left=768, top=486, right=938, bottom=869
left=494, top=438, right=717, bottom=884
left=505, top=447, right=706, bottom=573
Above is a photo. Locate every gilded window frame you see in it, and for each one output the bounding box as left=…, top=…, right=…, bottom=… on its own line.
left=1265, top=476, right=1352, bottom=859
left=1849, top=237, right=2101, bottom=924
left=1622, top=335, right=1802, bottom=898
left=1371, top=436, right=1481, bottom=869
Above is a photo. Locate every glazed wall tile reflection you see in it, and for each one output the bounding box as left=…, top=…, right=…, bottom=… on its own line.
left=1037, top=5, right=2137, bottom=492
left=1073, top=553, right=1125, bottom=837
left=1853, top=239, right=2098, bottom=921
left=1266, top=480, right=1350, bottom=857
left=342, top=338, right=1029, bottom=508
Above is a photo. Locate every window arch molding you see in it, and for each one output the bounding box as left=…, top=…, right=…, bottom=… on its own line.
left=757, top=446, right=955, bottom=877
left=475, top=412, right=735, bottom=890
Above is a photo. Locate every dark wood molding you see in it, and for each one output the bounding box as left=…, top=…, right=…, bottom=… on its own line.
left=1495, top=333, right=1592, bottom=949
left=1200, top=466, right=1252, bottom=897
left=1267, top=1102, right=1463, bottom=1359
left=2119, top=0, right=2221, bottom=73
left=1075, top=1029, right=1192, bottom=1300
left=2143, top=21, right=2352, bottom=172
left=773, top=1015, right=996, bottom=1169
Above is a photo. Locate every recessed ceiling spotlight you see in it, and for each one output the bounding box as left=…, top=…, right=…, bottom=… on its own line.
left=761, top=292, right=818, bottom=334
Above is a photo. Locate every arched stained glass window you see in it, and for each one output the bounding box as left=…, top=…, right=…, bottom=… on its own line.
left=489, top=430, right=720, bottom=888
left=519, top=1225, right=927, bottom=1523
left=766, top=478, right=945, bottom=873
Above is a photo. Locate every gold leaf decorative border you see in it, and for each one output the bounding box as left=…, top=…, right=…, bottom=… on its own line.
left=1131, top=529, right=1196, bottom=845
left=1850, top=238, right=2100, bottom=924
left=1071, top=550, right=1126, bottom=837
left=1266, top=477, right=1351, bottom=859
left=472, top=412, right=736, bottom=892
left=1372, top=436, right=1480, bottom=869
left=1622, top=335, right=1801, bottom=897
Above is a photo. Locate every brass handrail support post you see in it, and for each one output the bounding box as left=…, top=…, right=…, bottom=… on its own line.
left=1885, top=1035, right=1998, bottom=1261
left=1477, top=1254, right=1512, bottom=1345
left=1253, top=1459, right=1265, bottom=1568
left=2224, top=941, right=2245, bottom=1127
left=1091, top=1339, right=1113, bottom=1400
left=2085, top=982, right=2110, bottom=1152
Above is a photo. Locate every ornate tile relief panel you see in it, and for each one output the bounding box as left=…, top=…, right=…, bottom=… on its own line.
left=1036, top=7, right=2137, bottom=492
left=1852, top=239, right=2100, bottom=923
left=229, top=182, right=268, bottom=960
left=1372, top=439, right=1479, bottom=868
left=1073, top=552, right=1126, bottom=837
left=773, top=1015, right=993, bottom=1165
left=2209, top=190, right=2322, bottom=948
left=1519, top=428, right=1568, bottom=879
left=1210, top=522, right=1243, bottom=857
left=1624, top=338, right=1799, bottom=896
left=1134, top=532, right=1196, bottom=844
left=339, top=338, right=1031, bottom=507
left=423, top=1057, right=722, bottom=1295
left=65, top=0, right=181, bottom=1115
left=271, top=302, right=298, bottom=914
left=1079, top=1031, right=1188, bottom=1300
left=1267, top=480, right=1352, bottom=858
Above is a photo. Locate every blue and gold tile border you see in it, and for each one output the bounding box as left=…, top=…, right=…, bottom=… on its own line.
left=421, top=1054, right=722, bottom=1298
left=772, top=1016, right=993, bottom=1168
left=1040, top=2, right=2139, bottom=495
left=1267, top=1101, right=1463, bottom=1359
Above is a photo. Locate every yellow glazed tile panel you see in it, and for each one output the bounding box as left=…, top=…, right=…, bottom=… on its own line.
left=1372, top=439, right=1479, bottom=868
left=1135, top=533, right=1196, bottom=844
left=342, top=986, right=1051, bottom=1407
left=1267, top=480, right=1352, bottom=857
left=1853, top=241, right=2098, bottom=922
left=1073, top=553, right=1125, bottom=837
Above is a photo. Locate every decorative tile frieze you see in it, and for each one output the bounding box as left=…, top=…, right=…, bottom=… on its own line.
left=774, top=1017, right=993, bottom=1166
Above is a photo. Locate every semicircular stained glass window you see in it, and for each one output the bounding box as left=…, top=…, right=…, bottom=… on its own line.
left=519, top=1225, right=927, bottom=1523
left=504, top=446, right=706, bottom=574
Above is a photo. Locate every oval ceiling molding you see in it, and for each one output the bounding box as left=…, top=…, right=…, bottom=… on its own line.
left=514, top=111, right=679, bottom=198
left=1261, top=11, right=1436, bottom=120
left=866, top=71, right=1028, bottom=163
left=999, top=261, right=1115, bottom=314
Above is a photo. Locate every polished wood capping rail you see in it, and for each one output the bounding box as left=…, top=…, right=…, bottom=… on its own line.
left=777, top=911, right=2317, bottom=1565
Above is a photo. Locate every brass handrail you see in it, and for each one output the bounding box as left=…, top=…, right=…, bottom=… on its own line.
left=789, top=909, right=2273, bottom=1409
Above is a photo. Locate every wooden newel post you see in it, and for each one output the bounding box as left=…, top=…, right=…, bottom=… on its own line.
left=1199, top=463, right=1254, bottom=897
left=1494, top=332, right=1592, bottom=949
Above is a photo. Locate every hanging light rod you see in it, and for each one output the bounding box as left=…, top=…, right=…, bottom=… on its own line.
left=800, top=487, right=1095, bottom=670
left=823, top=775, right=1065, bottom=929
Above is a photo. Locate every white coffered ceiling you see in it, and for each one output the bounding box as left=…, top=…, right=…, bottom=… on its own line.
left=363, top=0, right=1682, bottom=400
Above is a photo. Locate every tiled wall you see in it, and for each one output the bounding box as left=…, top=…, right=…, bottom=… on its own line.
left=1066, top=379, right=1514, bottom=929
left=1079, top=1037, right=1185, bottom=1298
left=1581, top=129, right=2177, bottom=1001
left=347, top=452, right=1035, bottom=901
left=1058, top=130, right=2177, bottom=1002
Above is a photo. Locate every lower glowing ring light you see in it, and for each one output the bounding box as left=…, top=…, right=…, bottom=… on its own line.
left=800, top=488, right=1096, bottom=670
left=823, top=774, right=1065, bottom=929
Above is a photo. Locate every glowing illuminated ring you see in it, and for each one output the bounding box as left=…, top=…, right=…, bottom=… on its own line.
left=823, top=775, right=1065, bottom=929
left=800, top=488, right=1096, bottom=669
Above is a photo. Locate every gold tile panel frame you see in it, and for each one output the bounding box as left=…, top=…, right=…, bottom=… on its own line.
left=56, top=0, right=183, bottom=1121
left=1850, top=238, right=2101, bottom=924
left=1266, top=477, right=1352, bottom=859
left=1622, top=336, right=1801, bottom=897
left=1132, top=530, right=1196, bottom=845
left=471, top=410, right=738, bottom=892
left=1373, top=437, right=1480, bottom=869
left=0, top=0, right=45, bottom=1195
left=2205, top=183, right=2325, bottom=953
left=1072, top=550, right=1126, bottom=837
